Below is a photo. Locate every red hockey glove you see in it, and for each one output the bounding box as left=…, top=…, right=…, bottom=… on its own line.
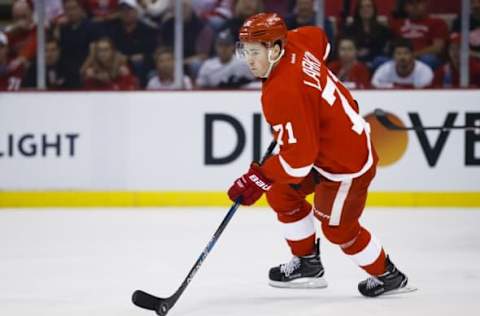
left=228, top=163, right=272, bottom=206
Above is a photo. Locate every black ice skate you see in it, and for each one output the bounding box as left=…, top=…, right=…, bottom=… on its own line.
left=358, top=256, right=416, bottom=297
left=269, top=239, right=327, bottom=289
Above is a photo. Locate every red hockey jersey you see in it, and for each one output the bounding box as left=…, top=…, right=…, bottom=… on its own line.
left=260, top=26, right=374, bottom=184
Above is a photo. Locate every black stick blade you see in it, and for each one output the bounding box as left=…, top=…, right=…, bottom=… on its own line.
left=132, top=290, right=161, bottom=311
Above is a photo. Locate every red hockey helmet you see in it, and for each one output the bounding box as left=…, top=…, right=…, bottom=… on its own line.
left=238, top=12, right=287, bottom=46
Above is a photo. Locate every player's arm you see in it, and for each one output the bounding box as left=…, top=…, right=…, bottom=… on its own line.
left=226, top=88, right=318, bottom=205
left=260, top=90, right=318, bottom=184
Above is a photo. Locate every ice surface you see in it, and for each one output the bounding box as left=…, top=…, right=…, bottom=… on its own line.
left=0, top=207, right=479, bottom=316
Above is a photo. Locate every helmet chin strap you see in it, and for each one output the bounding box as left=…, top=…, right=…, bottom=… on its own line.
left=260, top=47, right=285, bottom=78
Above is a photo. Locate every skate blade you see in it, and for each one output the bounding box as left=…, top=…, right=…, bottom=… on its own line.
left=269, top=277, right=328, bottom=289
left=382, top=286, right=418, bottom=296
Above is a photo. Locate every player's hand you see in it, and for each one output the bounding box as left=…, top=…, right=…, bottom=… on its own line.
left=228, top=163, right=272, bottom=206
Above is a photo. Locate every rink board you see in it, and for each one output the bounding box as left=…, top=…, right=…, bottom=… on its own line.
left=0, top=90, right=479, bottom=207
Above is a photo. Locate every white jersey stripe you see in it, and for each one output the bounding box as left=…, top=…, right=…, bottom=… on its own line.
left=329, top=179, right=352, bottom=226
left=323, top=43, right=331, bottom=61
left=349, top=234, right=383, bottom=267
left=279, top=155, right=313, bottom=178
left=314, top=122, right=373, bottom=182
left=282, top=211, right=315, bottom=241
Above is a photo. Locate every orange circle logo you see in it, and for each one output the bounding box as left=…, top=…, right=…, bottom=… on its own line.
left=364, top=112, right=409, bottom=167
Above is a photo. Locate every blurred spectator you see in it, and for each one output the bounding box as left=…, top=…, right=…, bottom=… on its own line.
left=196, top=30, right=254, bottom=88
left=221, top=0, right=263, bottom=41
left=146, top=47, right=193, bottom=90
left=57, top=0, right=98, bottom=88
left=391, top=0, right=408, bottom=19
left=371, top=38, right=433, bottom=88
left=23, top=38, right=75, bottom=89
left=139, top=0, right=169, bottom=18
left=0, top=31, right=24, bottom=91
left=389, top=0, right=448, bottom=70
left=452, top=0, right=480, bottom=59
left=433, top=33, right=480, bottom=88
left=45, top=0, right=65, bottom=25
left=16, top=0, right=61, bottom=20
left=285, top=0, right=334, bottom=43
left=263, top=0, right=292, bottom=18
left=159, top=0, right=213, bottom=78
left=82, top=0, right=119, bottom=22
left=26, top=0, right=65, bottom=26
left=328, top=37, right=370, bottom=89
left=341, top=0, right=391, bottom=69
left=80, top=37, right=138, bottom=90
left=138, top=0, right=170, bottom=26
left=192, top=0, right=233, bottom=30
left=5, top=0, right=37, bottom=69
left=107, top=0, right=157, bottom=86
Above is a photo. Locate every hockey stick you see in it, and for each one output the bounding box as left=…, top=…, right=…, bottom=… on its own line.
left=132, top=140, right=277, bottom=316
left=374, top=108, right=479, bottom=131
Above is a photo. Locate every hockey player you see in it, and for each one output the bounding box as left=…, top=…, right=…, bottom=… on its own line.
left=227, top=12, right=409, bottom=297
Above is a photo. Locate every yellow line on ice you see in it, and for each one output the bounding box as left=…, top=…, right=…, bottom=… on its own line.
left=0, top=191, right=479, bottom=208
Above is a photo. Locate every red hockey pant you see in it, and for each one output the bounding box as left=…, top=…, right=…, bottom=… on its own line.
left=265, top=161, right=386, bottom=276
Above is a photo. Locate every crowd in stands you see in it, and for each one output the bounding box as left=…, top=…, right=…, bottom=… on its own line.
left=0, top=0, right=479, bottom=91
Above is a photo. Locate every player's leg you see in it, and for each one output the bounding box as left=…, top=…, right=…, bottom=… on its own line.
left=314, top=165, right=387, bottom=275
left=314, top=165, right=408, bottom=296
left=266, top=172, right=327, bottom=288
